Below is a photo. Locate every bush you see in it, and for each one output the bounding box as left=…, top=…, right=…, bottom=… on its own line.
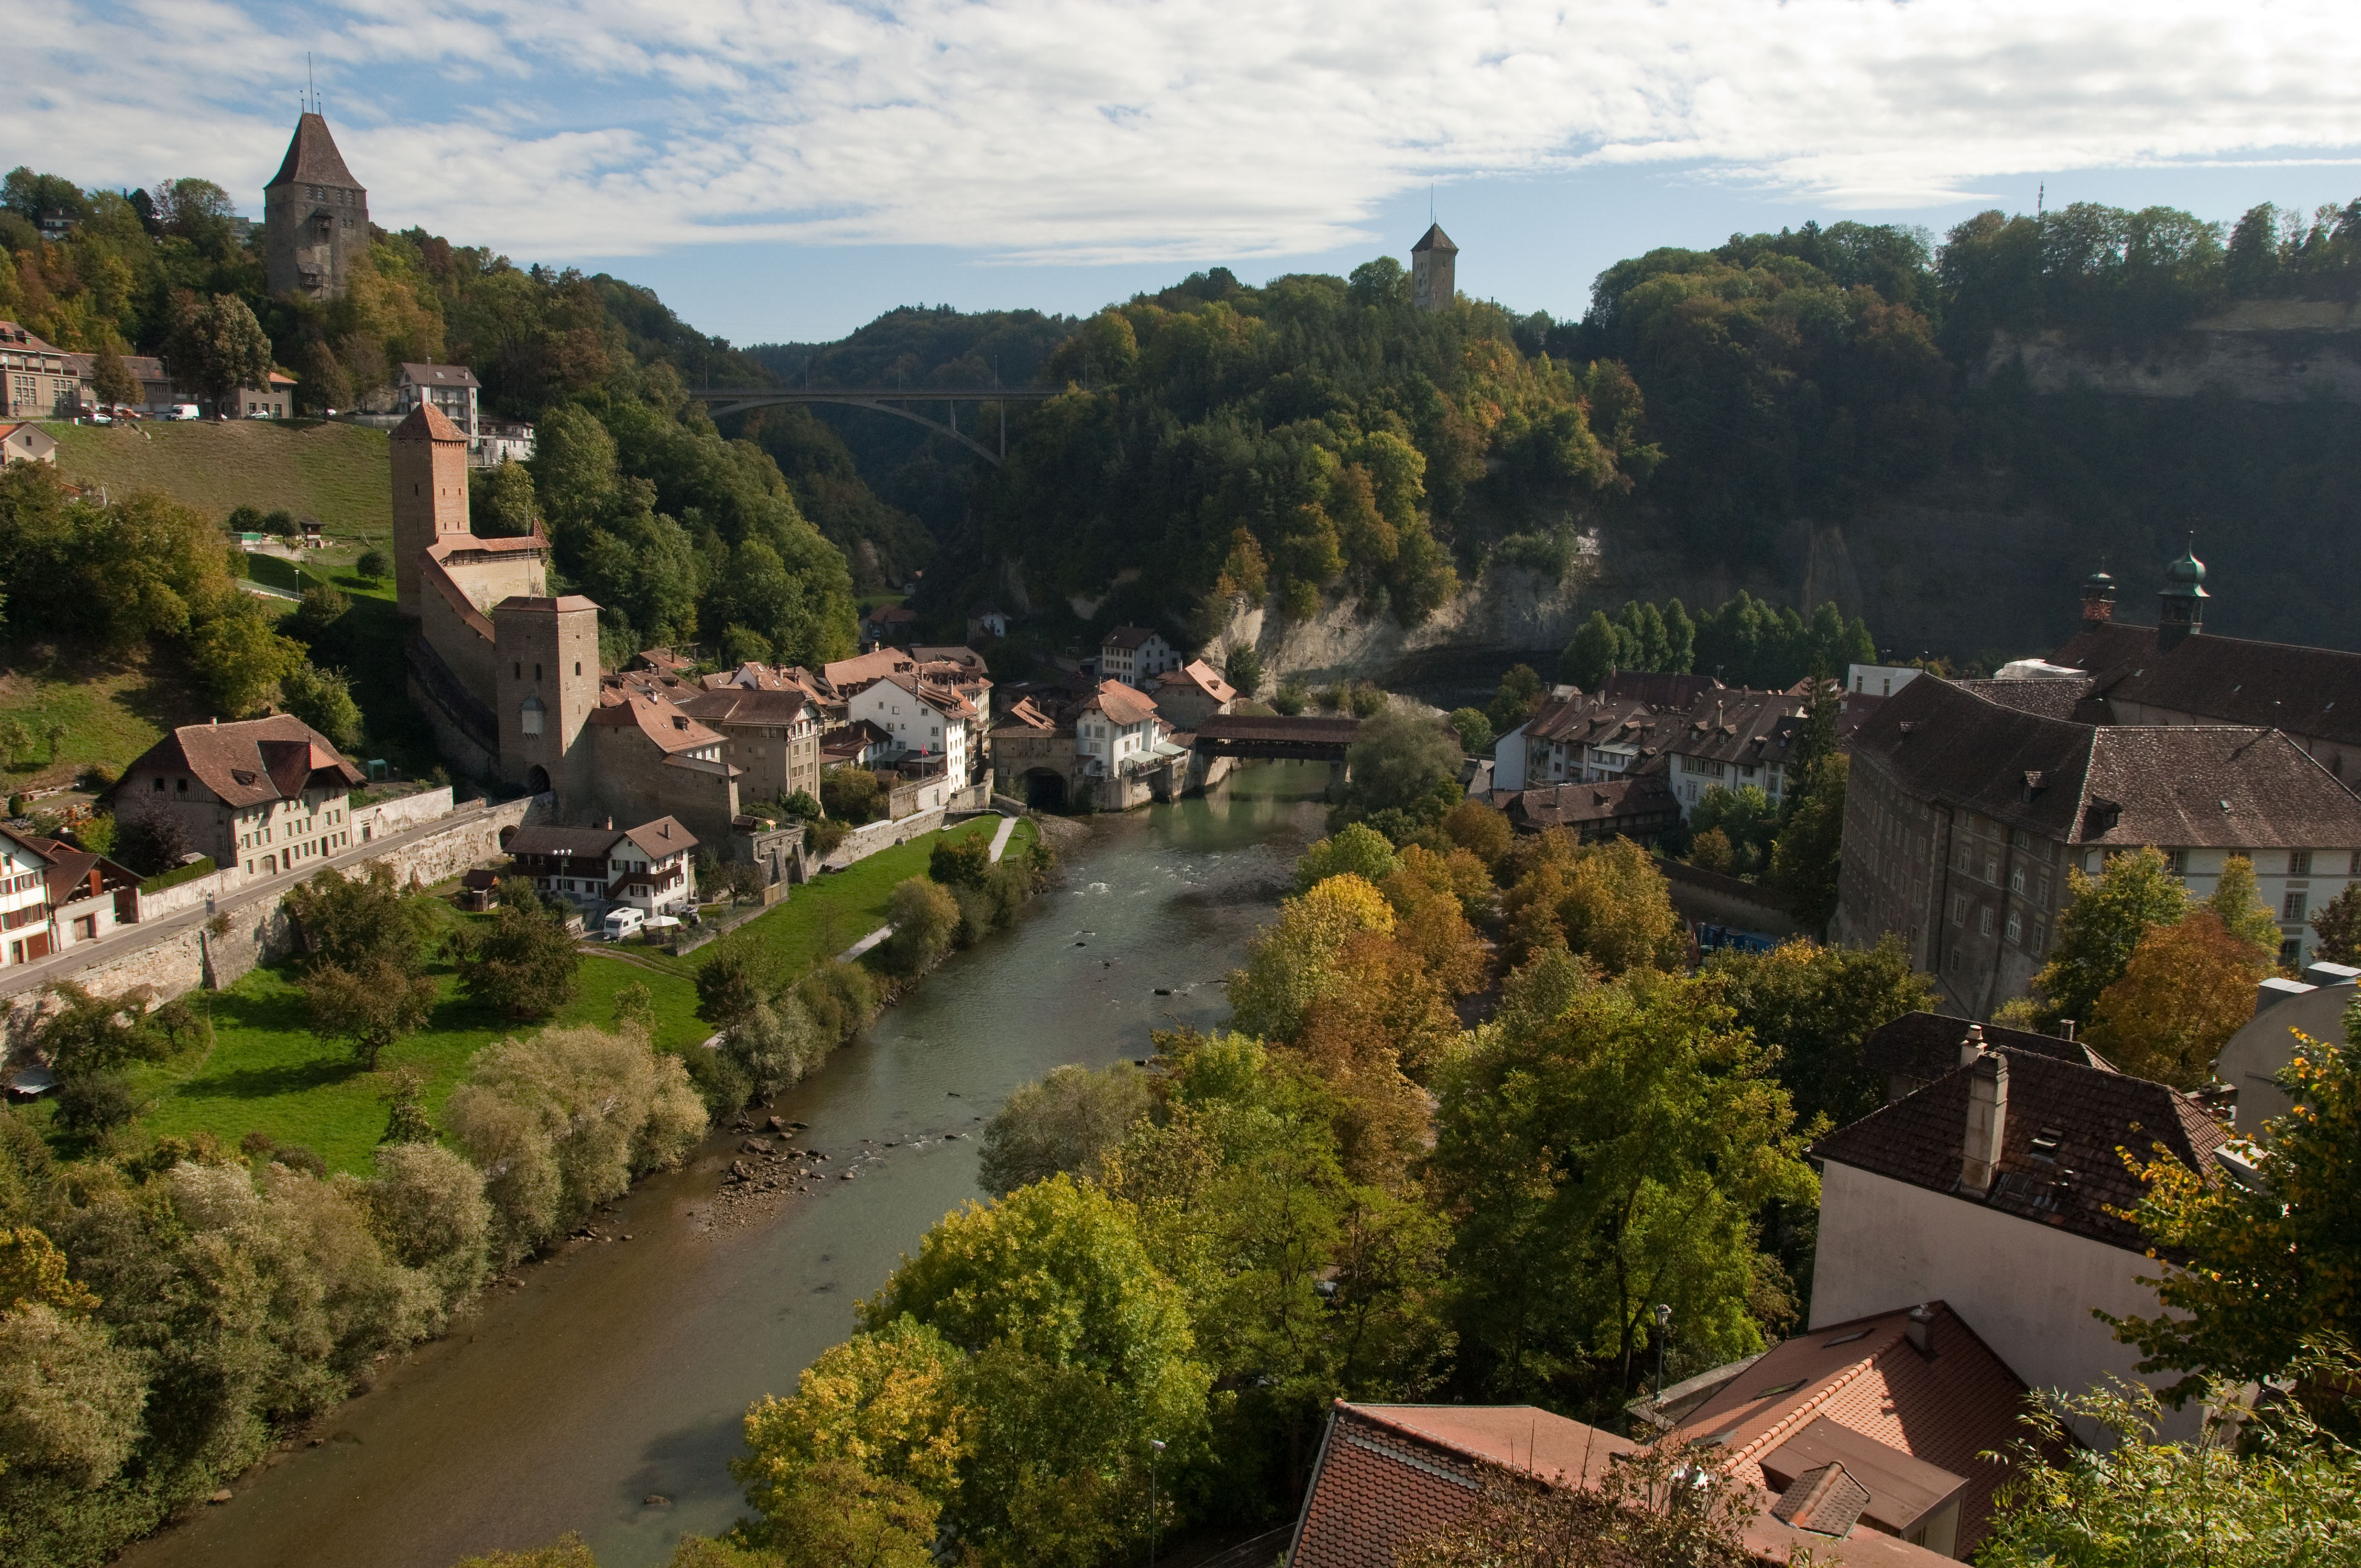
left=823, top=765, right=887, bottom=825
left=930, top=834, right=991, bottom=888
left=977, top=1063, right=1154, bottom=1195
left=280, top=663, right=362, bottom=748
left=697, top=936, right=781, bottom=1031
left=1270, top=679, right=1308, bottom=716
left=443, top=1024, right=709, bottom=1264
left=356, top=546, right=391, bottom=581
left=723, top=996, right=827, bottom=1102
left=882, top=878, right=961, bottom=977
left=112, top=808, right=190, bottom=878
left=797, top=961, right=882, bottom=1047
left=51, top=1071, right=138, bottom=1133
left=355, top=1141, right=493, bottom=1314
left=781, top=790, right=824, bottom=820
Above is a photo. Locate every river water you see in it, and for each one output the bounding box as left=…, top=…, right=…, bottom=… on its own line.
left=119, top=764, right=1330, bottom=1568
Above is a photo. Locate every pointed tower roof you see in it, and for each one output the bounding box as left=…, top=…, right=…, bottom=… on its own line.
left=266, top=112, right=363, bottom=191
left=1411, top=224, right=1457, bottom=254
left=393, top=402, right=464, bottom=443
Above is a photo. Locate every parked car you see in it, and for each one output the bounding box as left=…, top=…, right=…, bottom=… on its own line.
left=601, top=907, right=646, bottom=942
left=167, top=404, right=199, bottom=421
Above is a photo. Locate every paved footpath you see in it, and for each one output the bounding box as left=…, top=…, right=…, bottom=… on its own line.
left=0, top=800, right=497, bottom=1002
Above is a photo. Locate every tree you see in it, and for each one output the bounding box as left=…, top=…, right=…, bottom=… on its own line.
left=977, top=1063, right=1154, bottom=1195
left=34, top=982, right=170, bottom=1130
left=162, top=290, right=272, bottom=419
left=1486, top=663, right=1544, bottom=737
left=2206, top=854, right=2284, bottom=960
left=379, top=1065, right=437, bottom=1145
left=883, top=876, right=960, bottom=976
left=90, top=344, right=139, bottom=409
left=1688, top=827, right=1733, bottom=873
left=1981, top=1373, right=2361, bottom=1568
left=1342, top=707, right=1460, bottom=815
left=1229, top=873, right=1396, bottom=1042
left=1560, top=611, right=1622, bottom=689
left=110, top=807, right=189, bottom=876
left=2029, top=845, right=2192, bottom=1033
left=280, top=663, right=362, bottom=748
left=470, top=460, right=538, bottom=537
left=1503, top=835, right=1687, bottom=976
left=1767, top=752, right=1847, bottom=933
left=1430, top=967, right=1817, bottom=1408
left=1223, top=643, right=1263, bottom=699
left=823, top=765, right=885, bottom=825
left=697, top=936, right=781, bottom=1031
left=0, top=1302, right=148, bottom=1490
left=458, top=885, right=583, bottom=1021
left=1294, top=823, right=1400, bottom=893
left=305, top=955, right=438, bottom=1069
left=189, top=596, right=307, bottom=717
left=1703, top=934, right=1935, bottom=1133
left=1400, top=1441, right=1761, bottom=1568
left=2104, top=1019, right=2361, bottom=1403
left=1446, top=707, right=1494, bottom=755
left=929, top=834, right=990, bottom=888
left=1688, top=785, right=1774, bottom=874
left=1439, top=797, right=1512, bottom=869
left=2086, top=911, right=2271, bottom=1088
left=356, top=547, right=391, bottom=581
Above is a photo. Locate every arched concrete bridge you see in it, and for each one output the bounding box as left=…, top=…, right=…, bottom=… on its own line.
left=687, top=386, right=1063, bottom=465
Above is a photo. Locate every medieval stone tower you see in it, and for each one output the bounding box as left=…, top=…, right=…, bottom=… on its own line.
left=494, top=597, right=602, bottom=796
left=1411, top=224, right=1457, bottom=311
left=264, top=112, right=369, bottom=301
left=390, top=404, right=474, bottom=618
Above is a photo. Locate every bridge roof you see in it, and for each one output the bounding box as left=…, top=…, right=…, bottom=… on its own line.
left=1193, top=714, right=1361, bottom=743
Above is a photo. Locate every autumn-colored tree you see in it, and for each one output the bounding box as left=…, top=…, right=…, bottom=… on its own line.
left=1293, top=931, right=1455, bottom=1180
left=1504, top=836, right=1690, bottom=976
left=1688, top=826, right=1734, bottom=874
left=1378, top=852, right=1490, bottom=998
left=1439, top=798, right=1513, bottom=870
left=2030, top=845, right=2192, bottom=1032
left=1227, top=873, right=1396, bottom=1041
left=2085, top=911, right=2272, bottom=1088
left=2104, top=1021, right=2361, bottom=1407
left=1293, top=822, right=1400, bottom=893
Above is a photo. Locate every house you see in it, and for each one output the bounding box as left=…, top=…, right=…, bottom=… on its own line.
left=859, top=602, right=919, bottom=647
left=67, top=351, right=176, bottom=415
left=1809, top=1022, right=2233, bottom=1441
left=111, top=715, right=364, bottom=880
left=396, top=362, right=481, bottom=442
left=1147, top=658, right=1236, bottom=729
left=966, top=603, right=1009, bottom=642
left=844, top=672, right=970, bottom=785
left=1836, top=672, right=2361, bottom=1014
left=503, top=816, right=697, bottom=918
left=1290, top=1401, right=1954, bottom=1568
left=1644, top=1303, right=2041, bottom=1558
left=0, top=423, right=57, bottom=465
left=0, top=322, right=81, bottom=419
left=676, top=686, right=823, bottom=808
left=1848, top=664, right=1926, bottom=700
left=1493, top=775, right=1682, bottom=842
left=0, top=826, right=58, bottom=966
left=233, top=371, right=300, bottom=418
left=1494, top=691, right=1664, bottom=791
left=1075, top=680, right=1164, bottom=775
left=1667, top=690, right=1808, bottom=816
left=476, top=418, right=535, bottom=467
left=1600, top=670, right=1723, bottom=710
left=11, top=827, right=139, bottom=958
left=820, top=718, right=894, bottom=769
left=1100, top=625, right=1178, bottom=688
left=989, top=698, right=1074, bottom=809
left=2211, top=959, right=2361, bottom=1139
left=1858, top=1010, right=2113, bottom=1106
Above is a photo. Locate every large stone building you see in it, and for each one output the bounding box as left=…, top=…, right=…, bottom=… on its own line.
left=264, top=112, right=370, bottom=301
left=1411, top=224, right=1457, bottom=311
left=395, top=404, right=743, bottom=842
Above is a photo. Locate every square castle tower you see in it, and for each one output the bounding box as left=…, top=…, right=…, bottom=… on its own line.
left=264, top=112, right=371, bottom=302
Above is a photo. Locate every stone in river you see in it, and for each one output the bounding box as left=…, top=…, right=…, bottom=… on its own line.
left=739, top=1137, right=774, bottom=1155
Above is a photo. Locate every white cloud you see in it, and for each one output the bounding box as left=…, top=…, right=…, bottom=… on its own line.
left=10, top=0, right=2361, bottom=262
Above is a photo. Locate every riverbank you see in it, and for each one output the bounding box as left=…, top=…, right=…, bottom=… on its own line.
left=107, top=764, right=1331, bottom=1568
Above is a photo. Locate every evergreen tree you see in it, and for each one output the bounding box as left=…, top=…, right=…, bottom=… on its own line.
left=1561, top=611, right=1621, bottom=689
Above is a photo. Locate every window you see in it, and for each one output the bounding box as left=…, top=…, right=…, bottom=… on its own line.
left=1950, top=895, right=1966, bottom=927
left=2006, top=912, right=2022, bottom=945
left=1984, top=854, right=1999, bottom=883
left=2281, top=937, right=2304, bottom=966
left=1979, top=907, right=1995, bottom=937
left=2289, top=850, right=2313, bottom=876
left=153, top=777, right=164, bottom=792
left=521, top=696, right=545, bottom=736
left=2165, top=849, right=2187, bottom=874
left=2284, top=891, right=2309, bottom=922
left=2009, top=867, right=2025, bottom=895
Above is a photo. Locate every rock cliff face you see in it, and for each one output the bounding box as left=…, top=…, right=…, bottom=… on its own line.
left=1988, top=301, right=2361, bottom=404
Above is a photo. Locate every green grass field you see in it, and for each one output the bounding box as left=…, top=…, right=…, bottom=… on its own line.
left=48, top=419, right=393, bottom=541
left=0, top=642, right=212, bottom=792
left=64, top=815, right=1032, bottom=1173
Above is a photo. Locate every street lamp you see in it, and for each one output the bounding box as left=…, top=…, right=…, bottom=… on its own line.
left=1148, top=1438, right=1167, bottom=1568
left=1652, top=1303, right=1673, bottom=1397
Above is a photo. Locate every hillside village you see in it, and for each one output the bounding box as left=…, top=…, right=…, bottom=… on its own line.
left=0, top=103, right=2358, bottom=1568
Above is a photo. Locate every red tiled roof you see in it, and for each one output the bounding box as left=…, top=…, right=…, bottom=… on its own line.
left=1082, top=679, right=1161, bottom=727
left=1154, top=657, right=1237, bottom=705
left=1664, top=1303, right=2038, bottom=1552
left=587, top=690, right=722, bottom=755
left=392, top=401, right=464, bottom=443
left=620, top=816, right=697, bottom=860
left=113, top=715, right=362, bottom=810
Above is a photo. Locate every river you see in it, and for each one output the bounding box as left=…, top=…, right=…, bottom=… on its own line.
left=118, top=764, right=1332, bottom=1568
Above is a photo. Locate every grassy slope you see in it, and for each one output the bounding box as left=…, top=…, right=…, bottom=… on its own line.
left=90, top=816, right=1031, bottom=1172
left=0, top=643, right=213, bottom=792
left=48, top=420, right=393, bottom=541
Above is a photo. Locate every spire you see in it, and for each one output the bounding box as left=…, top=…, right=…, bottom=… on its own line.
left=266, top=111, right=363, bottom=192
left=2157, top=532, right=2208, bottom=652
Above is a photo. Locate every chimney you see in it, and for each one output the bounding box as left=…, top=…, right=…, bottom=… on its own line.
left=2057, top=1019, right=2076, bottom=1042
left=1957, top=1023, right=1986, bottom=1069
left=1905, top=1304, right=1936, bottom=1359
left=603, top=815, right=613, bottom=830
left=1961, top=1052, right=2009, bottom=1196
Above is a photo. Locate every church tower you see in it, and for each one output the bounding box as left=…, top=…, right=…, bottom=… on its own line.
left=263, top=112, right=369, bottom=301
left=1411, top=224, right=1457, bottom=311
left=390, top=403, right=472, bottom=618
left=2157, top=537, right=2208, bottom=653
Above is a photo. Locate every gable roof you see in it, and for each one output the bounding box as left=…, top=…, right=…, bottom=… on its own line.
left=1848, top=673, right=2361, bottom=849
left=266, top=112, right=363, bottom=190
left=990, top=697, right=1057, bottom=735
left=2053, top=620, right=2361, bottom=750
left=587, top=689, right=722, bottom=755
left=1860, top=1012, right=2114, bottom=1087
left=1152, top=658, right=1236, bottom=704
left=1505, top=776, right=1681, bottom=834
left=1811, top=1047, right=2231, bottom=1253
left=824, top=649, right=917, bottom=689
left=910, top=645, right=988, bottom=675
left=1292, top=1403, right=1954, bottom=1568
left=1671, top=690, right=1807, bottom=768
left=400, top=362, right=480, bottom=390
left=621, top=816, right=697, bottom=859
left=507, top=825, right=624, bottom=859
left=113, top=716, right=362, bottom=810
left=676, top=687, right=810, bottom=728
left=1663, top=1304, right=2036, bottom=1553
left=1102, top=624, right=1162, bottom=652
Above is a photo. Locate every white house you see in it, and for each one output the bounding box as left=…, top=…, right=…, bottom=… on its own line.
left=0, top=826, right=57, bottom=966
left=0, top=423, right=58, bottom=466
left=396, top=362, right=481, bottom=442
left=1809, top=1023, right=2230, bottom=1443
left=845, top=672, right=970, bottom=785
left=1075, top=680, right=1163, bottom=774
left=1100, top=625, right=1178, bottom=688
left=505, top=817, right=697, bottom=918
left=0, top=825, right=137, bottom=967
left=1847, top=663, right=1925, bottom=699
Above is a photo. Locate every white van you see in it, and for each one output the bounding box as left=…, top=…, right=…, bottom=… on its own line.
left=602, top=907, right=646, bottom=942
left=167, top=404, right=200, bottom=421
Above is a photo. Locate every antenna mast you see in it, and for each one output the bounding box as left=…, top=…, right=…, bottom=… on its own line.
left=307, top=52, right=315, bottom=113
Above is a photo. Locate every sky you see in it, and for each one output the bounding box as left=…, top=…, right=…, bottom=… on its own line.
left=10, top=1, right=2361, bottom=346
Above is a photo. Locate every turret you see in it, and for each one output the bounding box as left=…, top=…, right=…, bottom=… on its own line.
left=2079, top=567, right=2116, bottom=630
left=2157, top=536, right=2208, bottom=653
left=1411, top=224, right=1457, bottom=312
left=389, top=402, right=471, bottom=618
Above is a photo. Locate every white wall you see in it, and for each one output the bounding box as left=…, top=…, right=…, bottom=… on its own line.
left=1810, top=1161, right=2200, bottom=1442
left=2215, top=981, right=2353, bottom=1137
left=1494, top=726, right=1531, bottom=792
